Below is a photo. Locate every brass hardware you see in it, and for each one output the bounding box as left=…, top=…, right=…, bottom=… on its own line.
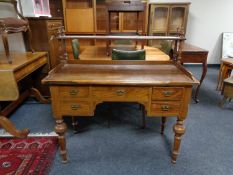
left=71, top=104, right=80, bottom=110
left=161, top=105, right=170, bottom=111
left=69, top=89, right=79, bottom=95
left=116, top=90, right=126, bottom=96
left=162, top=91, right=173, bottom=97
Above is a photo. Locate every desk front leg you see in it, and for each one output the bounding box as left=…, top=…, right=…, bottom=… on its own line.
left=194, top=59, right=207, bottom=103
left=172, top=119, right=185, bottom=163
left=55, top=119, right=68, bottom=163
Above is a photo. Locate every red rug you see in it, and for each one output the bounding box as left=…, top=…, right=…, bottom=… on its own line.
left=0, top=137, right=57, bottom=175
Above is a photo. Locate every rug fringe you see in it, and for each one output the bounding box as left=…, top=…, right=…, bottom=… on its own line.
left=0, top=129, right=58, bottom=137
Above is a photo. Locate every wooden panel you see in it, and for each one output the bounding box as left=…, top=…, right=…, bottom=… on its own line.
left=152, top=87, right=183, bottom=101
left=150, top=101, right=181, bottom=116
left=66, top=8, right=94, bottom=33
left=59, top=100, right=92, bottom=116
left=92, top=86, right=150, bottom=101
left=58, top=86, right=90, bottom=99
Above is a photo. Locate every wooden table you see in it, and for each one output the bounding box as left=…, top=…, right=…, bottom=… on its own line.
left=180, top=43, right=209, bottom=103
left=0, top=52, right=49, bottom=137
left=42, top=60, right=198, bottom=164
left=220, top=76, right=233, bottom=107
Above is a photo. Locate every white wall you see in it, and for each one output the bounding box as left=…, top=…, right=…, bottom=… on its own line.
left=0, top=2, right=26, bottom=53
left=150, top=0, right=233, bottom=64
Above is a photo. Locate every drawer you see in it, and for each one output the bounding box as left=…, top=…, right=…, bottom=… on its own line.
left=152, top=87, right=183, bottom=101
left=46, top=20, right=62, bottom=29
left=150, top=102, right=181, bottom=116
left=60, top=100, right=91, bottom=116
left=92, top=87, right=149, bottom=101
left=58, top=86, right=89, bottom=99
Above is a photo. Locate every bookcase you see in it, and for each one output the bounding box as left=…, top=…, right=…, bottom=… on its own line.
left=148, top=2, right=190, bottom=46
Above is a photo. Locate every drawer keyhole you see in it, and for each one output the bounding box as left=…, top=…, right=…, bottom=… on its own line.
left=161, top=105, right=170, bottom=111
left=116, top=90, right=126, bottom=96
left=70, top=89, right=79, bottom=95
left=71, top=104, right=80, bottom=110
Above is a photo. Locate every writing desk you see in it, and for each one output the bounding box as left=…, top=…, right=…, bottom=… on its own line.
left=0, top=52, right=49, bottom=137
left=180, top=43, right=209, bottom=103
left=42, top=60, right=198, bottom=163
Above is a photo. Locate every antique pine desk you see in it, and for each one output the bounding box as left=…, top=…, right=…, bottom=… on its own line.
left=180, top=43, right=209, bottom=103
left=0, top=52, right=49, bottom=137
left=42, top=60, right=198, bottom=163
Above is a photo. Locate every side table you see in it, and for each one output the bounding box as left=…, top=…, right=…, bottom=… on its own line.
left=180, top=43, right=209, bottom=103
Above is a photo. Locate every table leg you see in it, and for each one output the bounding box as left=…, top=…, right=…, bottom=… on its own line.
left=71, top=116, right=79, bottom=134
left=55, top=119, right=68, bottom=163
left=194, top=60, right=207, bottom=103
left=0, top=115, right=29, bottom=138
left=30, top=87, right=50, bottom=104
left=172, top=119, right=185, bottom=164
left=160, top=117, right=167, bottom=134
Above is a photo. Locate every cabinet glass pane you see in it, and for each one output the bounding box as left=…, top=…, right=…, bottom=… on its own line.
left=152, top=7, right=169, bottom=33
left=110, top=12, right=120, bottom=31
left=123, top=12, right=143, bottom=32
left=169, top=7, right=185, bottom=32
left=96, top=5, right=107, bottom=32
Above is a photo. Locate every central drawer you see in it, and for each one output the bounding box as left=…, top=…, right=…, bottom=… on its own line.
left=59, top=100, right=92, bottom=116
left=92, top=87, right=149, bottom=101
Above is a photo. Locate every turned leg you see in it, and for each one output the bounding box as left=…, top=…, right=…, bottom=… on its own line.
left=160, top=117, right=167, bottom=135
left=30, top=87, right=50, bottom=104
left=1, top=33, right=12, bottom=64
left=71, top=116, right=79, bottom=134
left=172, top=120, right=186, bottom=164
left=55, top=119, right=68, bottom=163
left=0, top=115, right=29, bottom=138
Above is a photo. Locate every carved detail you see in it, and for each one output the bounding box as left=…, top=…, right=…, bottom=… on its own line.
left=0, top=116, right=29, bottom=138
left=172, top=120, right=186, bottom=163
left=55, top=119, right=68, bottom=163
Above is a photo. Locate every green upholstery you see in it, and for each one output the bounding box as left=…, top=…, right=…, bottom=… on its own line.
left=112, top=49, right=145, bottom=60
left=160, top=40, right=173, bottom=55
left=71, top=39, right=80, bottom=59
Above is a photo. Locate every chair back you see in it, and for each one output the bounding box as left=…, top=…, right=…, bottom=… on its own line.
left=112, top=49, right=145, bottom=60
left=71, top=39, right=80, bottom=59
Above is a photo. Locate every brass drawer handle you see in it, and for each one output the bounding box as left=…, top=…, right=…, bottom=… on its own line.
left=161, top=105, right=170, bottom=111
left=116, top=90, right=126, bottom=96
left=69, top=89, right=79, bottom=95
left=71, top=104, right=80, bottom=110
left=162, top=91, right=174, bottom=97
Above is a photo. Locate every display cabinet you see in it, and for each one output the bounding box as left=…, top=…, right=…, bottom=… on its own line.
left=148, top=2, right=190, bottom=46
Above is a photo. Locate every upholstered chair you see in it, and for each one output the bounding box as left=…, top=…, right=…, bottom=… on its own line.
left=112, top=49, right=145, bottom=60
left=0, top=0, right=34, bottom=63
left=71, top=39, right=80, bottom=59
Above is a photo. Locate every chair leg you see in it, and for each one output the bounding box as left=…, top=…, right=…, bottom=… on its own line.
left=27, top=28, right=35, bottom=53
left=161, top=117, right=167, bottom=134
left=71, top=116, right=78, bottom=134
left=2, top=33, right=12, bottom=64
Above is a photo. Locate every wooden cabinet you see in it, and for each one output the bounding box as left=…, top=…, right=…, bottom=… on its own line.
left=62, top=0, right=148, bottom=34
left=62, top=0, right=95, bottom=33
left=148, top=2, right=190, bottom=46
left=27, top=18, right=63, bottom=69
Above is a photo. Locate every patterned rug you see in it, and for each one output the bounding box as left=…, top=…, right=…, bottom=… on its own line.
left=0, top=137, right=57, bottom=175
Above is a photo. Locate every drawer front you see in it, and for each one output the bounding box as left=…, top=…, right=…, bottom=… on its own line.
left=152, top=87, right=183, bottom=101
left=46, top=20, right=62, bottom=29
left=60, top=100, right=91, bottom=116
left=150, top=102, right=181, bottom=116
left=92, top=87, right=149, bottom=101
left=58, top=86, right=89, bottom=99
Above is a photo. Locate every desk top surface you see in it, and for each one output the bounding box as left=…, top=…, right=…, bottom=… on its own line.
left=0, top=52, right=47, bottom=71
left=43, top=60, right=198, bottom=86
